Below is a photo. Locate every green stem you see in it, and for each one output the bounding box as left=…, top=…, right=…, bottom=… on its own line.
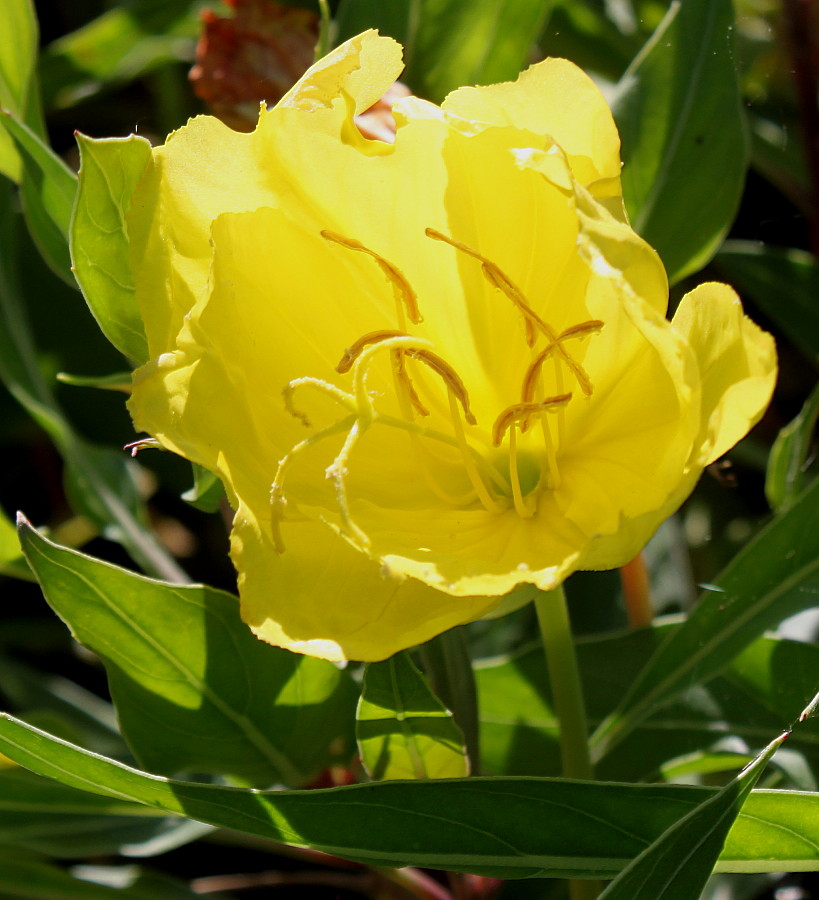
left=535, top=586, right=598, bottom=900
left=535, top=586, right=592, bottom=780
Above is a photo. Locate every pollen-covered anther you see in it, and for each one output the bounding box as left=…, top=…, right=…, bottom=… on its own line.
left=404, top=348, right=477, bottom=425
left=336, top=329, right=409, bottom=373
left=322, top=230, right=423, bottom=324
left=492, top=394, right=572, bottom=447
left=394, top=350, right=429, bottom=418
left=427, top=229, right=602, bottom=391
left=521, top=319, right=604, bottom=404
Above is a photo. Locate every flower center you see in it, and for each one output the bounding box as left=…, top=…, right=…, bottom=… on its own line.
left=269, top=230, right=603, bottom=551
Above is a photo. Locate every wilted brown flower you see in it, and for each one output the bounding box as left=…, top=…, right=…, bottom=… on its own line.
left=190, top=0, right=319, bottom=131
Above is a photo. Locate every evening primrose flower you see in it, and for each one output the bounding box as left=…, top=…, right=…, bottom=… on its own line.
left=126, top=31, right=776, bottom=661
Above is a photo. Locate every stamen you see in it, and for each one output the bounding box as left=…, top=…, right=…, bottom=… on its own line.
left=492, top=395, right=572, bottom=447
left=322, top=230, right=423, bottom=324
left=426, top=228, right=601, bottom=394
left=521, top=320, right=604, bottom=403
left=336, top=329, right=408, bottom=373
left=448, top=390, right=505, bottom=514
left=404, top=348, right=477, bottom=425
left=393, top=350, right=429, bottom=417
left=124, top=438, right=161, bottom=457
left=508, top=425, right=534, bottom=518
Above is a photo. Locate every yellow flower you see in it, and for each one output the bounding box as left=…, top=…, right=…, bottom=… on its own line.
left=126, top=31, right=776, bottom=661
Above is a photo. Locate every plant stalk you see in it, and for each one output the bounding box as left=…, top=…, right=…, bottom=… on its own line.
left=535, top=586, right=598, bottom=900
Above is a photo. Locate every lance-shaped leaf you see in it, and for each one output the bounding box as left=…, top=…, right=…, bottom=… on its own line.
left=715, top=241, right=819, bottom=369
left=0, top=111, right=76, bottom=285
left=765, top=382, right=819, bottom=510
left=71, top=135, right=151, bottom=365
left=0, top=0, right=38, bottom=181
left=598, top=730, right=789, bottom=899
left=591, top=474, right=819, bottom=761
left=0, top=714, right=817, bottom=878
left=612, top=0, right=747, bottom=283
left=357, top=652, right=468, bottom=780
left=18, top=521, right=357, bottom=787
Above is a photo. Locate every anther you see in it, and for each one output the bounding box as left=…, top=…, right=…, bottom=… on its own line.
left=404, top=348, right=477, bottom=425
left=336, top=330, right=408, bottom=373
left=492, top=395, right=572, bottom=447
left=123, top=438, right=161, bottom=457
left=521, top=319, right=604, bottom=402
left=394, top=351, right=429, bottom=417
left=426, top=228, right=544, bottom=347
left=322, top=231, right=423, bottom=324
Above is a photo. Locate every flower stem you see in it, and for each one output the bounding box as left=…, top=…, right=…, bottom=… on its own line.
left=535, top=586, right=592, bottom=780
left=534, top=586, right=598, bottom=900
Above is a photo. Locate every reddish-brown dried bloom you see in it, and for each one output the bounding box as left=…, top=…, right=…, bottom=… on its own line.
left=190, top=0, right=318, bottom=131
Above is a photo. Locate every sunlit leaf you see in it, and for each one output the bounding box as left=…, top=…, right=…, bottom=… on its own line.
left=478, top=624, right=819, bottom=783
left=19, top=522, right=356, bottom=787
left=357, top=652, right=468, bottom=780
left=71, top=135, right=151, bottom=365
left=598, top=731, right=788, bottom=898
left=0, top=0, right=38, bottom=181
left=0, top=714, right=816, bottom=878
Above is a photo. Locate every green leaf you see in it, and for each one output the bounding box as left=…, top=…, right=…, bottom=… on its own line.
left=71, top=135, right=151, bottom=365
left=715, top=240, right=819, bottom=368
left=0, top=0, right=38, bottom=181
left=180, top=463, right=225, bottom=513
left=0, top=767, right=207, bottom=859
left=335, top=0, right=422, bottom=52
left=0, top=111, right=76, bottom=285
left=0, top=714, right=817, bottom=878
left=591, top=475, right=819, bottom=761
left=537, top=0, right=640, bottom=83
left=766, top=382, right=819, bottom=510
left=0, top=655, right=124, bottom=758
left=357, top=652, right=468, bottom=780
left=612, top=0, right=747, bottom=283
left=598, top=731, right=788, bottom=899
left=19, top=522, right=356, bottom=787
left=478, top=624, right=819, bottom=783
left=57, top=371, right=132, bottom=392
left=336, top=0, right=552, bottom=102
left=0, top=505, right=29, bottom=579
left=0, top=850, right=221, bottom=900
left=39, top=0, right=202, bottom=111
left=0, top=0, right=36, bottom=116
left=0, top=180, right=186, bottom=582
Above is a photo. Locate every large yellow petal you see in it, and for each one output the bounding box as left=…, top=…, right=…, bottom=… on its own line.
left=127, top=31, right=404, bottom=361
left=672, top=283, right=777, bottom=466
left=234, top=506, right=501, bottom=662
left=442, top=58, right=624, bottom=212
